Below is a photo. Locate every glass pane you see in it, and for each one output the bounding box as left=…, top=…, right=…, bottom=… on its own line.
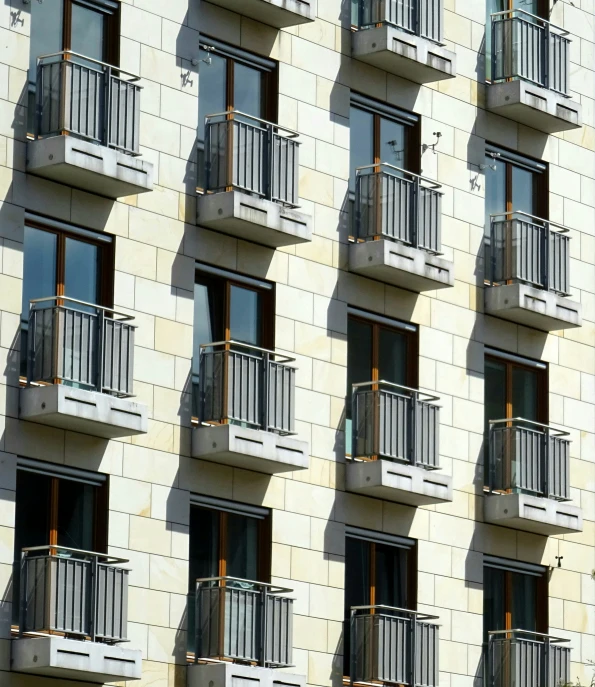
left=483, top=566, right=506, bottom=641
left=226, top=513, right=259, bottom=582
left=347, top=319, right=373, bottom=394
left=230, top=286, right=261, bottom=347
left=514, top=0, right=540, bottom=13
left=64, top=238, right=99, bottom=310
left=57, top=479, right=95, bottom=551
left=198, top=51, right=227, bottom=142
left=234, top=63, right=263, bottom=120
left=29, top=0, right=64, bottom=87
left=344, top=537, right=370, bottom=675
left=380, top=117, right=407, bottom=170
left=485, top=157, right=506, bottom=234
left=485, top=359, right=507, bottom=429
left=512, top=366, right=538, bottom=422
left=378, top=328, right=408, bottom=386
left=350, top=106, right=374, bottom=192
left=512, top=166, right=536, bottom=216
left=375, top=542, right=408, bottom=609
left=22, top=227, right=57, bottom=323
left=512, top=572, right=537, bottom=632
left=71, top=4, right=105, bottom=63
left=193, top=281, right=221, bottom=373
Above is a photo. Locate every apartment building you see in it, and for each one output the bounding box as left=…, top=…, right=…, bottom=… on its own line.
left=0, top=0, right=593, bottom=686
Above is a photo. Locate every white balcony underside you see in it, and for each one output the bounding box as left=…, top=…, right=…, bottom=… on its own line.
left=12, top=636, right=142, bottom=683
left=205, top=0, right=316, bottom=27
left=20, top=385, right=148, bottom=438
left=484, top=492, right=583, bottom=535
left=189, top=662, right=306, bottom=687
left=346, top=459, right=453, bottom=506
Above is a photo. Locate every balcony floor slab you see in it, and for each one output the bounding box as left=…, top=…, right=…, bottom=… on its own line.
left=27, top=136, right=154, bottom=198
left=204, top=0, right=315, bottom=27
left=197, top=191, right=312, bottom=248
left=11, top=636, right=142, bottom=683
left=20, top=385, right=148, bottom=438
left=485, top=283, right=582, bottom=332
left=352, top=25, right=456, bottom=83
left=487, top=80, right=582, bottom=133
left=189, top=662, right=306, bottom=687
left=192, top=423, right=309, bottom=474
left=346, top=459, right=453, bottom=506
left=349, top=239, right=454, bottom=291
left=484, top=492, right=583, bottom=535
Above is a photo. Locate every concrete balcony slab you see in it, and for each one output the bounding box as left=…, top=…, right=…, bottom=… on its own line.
left=20, top=385, right=148, bottom=439
left=27, top=137, right=154, bottom=199
left=192, top=423, right=309, bottom=474
left=346, top=459, right=453, bottom=506
left=352, top=25, right=456, bottom=84
left=205, top=0, right=315, bottom=27
left=484, top=493, right=583, bottom=536
left=487, top=80, right=582, bottom=133
left=349, top=239, right=454, bottom=292
left=11, top=636, right=142, bottom=683
left=189, top=662, right=306, bottom=687
left=485, top=283, right=582, bottom=332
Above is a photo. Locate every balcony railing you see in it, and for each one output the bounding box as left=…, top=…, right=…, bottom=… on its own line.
left=350, top=605, right=439, bottom=687
left=354, top=0, right=443, bottom=43
left=195, top=576, right=294, bottom=668
left=35, top=51, right=141, bottom=156
left=352, top=381, right=440, bottom=468
left=203, top=111, right=300, bottom=208
left=27, top=296, right=136, bottom=398
left=488, top=630, right=571, bottom=687
left=18, top=545, right=130, bottom=643
left=491, top=10, right=570, bottom=96
left=488, top=418, right=571, bottom=502
left=355, top=164, right=443, bottom=255
left=196, top=341, right=297, bottom=436
left=489, top=212, right=571, bottom=297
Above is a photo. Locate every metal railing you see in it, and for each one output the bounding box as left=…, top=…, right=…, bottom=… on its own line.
left=195, top=577, right=294, bottom=668
left=489, top=212, right=571, bottom=297
left=355, top=164, right=443, bottom=255
left=350, top=605, right=439, bottom=687
left=19, top=545, right=130, bottom=644
left=196, top=341, right=297, bottom=436
left=203, top=111, right=301, bottom=208
left=27, top=296, right=136, bottom=398
left=488, top=418, right=571, bottom=502
left=352, top=381, right=440, bottom=468
left=355, top=0, right=443, bottom=43
left=491, top=9, right=571, bottom=96
left=488, top=630, right=571, bottom=687
left=35, top=51, right=141, bottom=155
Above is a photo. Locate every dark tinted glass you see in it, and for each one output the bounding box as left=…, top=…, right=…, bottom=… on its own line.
left=192, top=280, right=222, bottom=372
left=350, top=106, right=374, bottom=192
left=22, top=227, right=57, bottom=322
left=230, top=285, right=261, bottom=346
left=344, top=537, right=370, bottom=675
left=29, top=0, right=63, bottom=82
left=234, top=63, right=263, bottom=120
left=485, top=359, right=506, bottom=430
left=512, top=572, right=537, bottom=632
left=378, top=328, right=408, bottom=386
left=380, top=117, right=407, bottom=170
left=57, top=479, right=95, bottom=551
left=512, top=165, right=536, bottom=216
left=227, top=513, right=259, bottom=581
left=512, top=366, right=538, bottom=422
left=189, top=506, right=220, bottom=584
left=485, top=157, right=506, bottom=231
left=375, top=542, right=408, bottom=608
left=71, top=3, right=105, bottom=63
left=64, top=238, right=99, bottom=308
left=483, top=566, right=506, bottom=641
left=197, top=51, right=227, bottom=142
left=347, top=319, right=373, bottom=418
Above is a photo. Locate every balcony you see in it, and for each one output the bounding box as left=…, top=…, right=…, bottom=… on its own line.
left=197, top=112, right=312, bottom=248
left=350, top=605, right=439, bottom=687
left=11, top=545, right=141, bottom=682
left=487, top=10, right=582, bottom=133
left=204, top=0, right=316, bottom=28
left=488, top=630, right=571, bottom=687
left=192, top=341, right=309, bottom=474
left=349, top=165, right=454, bottom=292
left=188, top=577, right=305, bottom=687
left=484, top=418, right=582, bottom=535
left=351, top=0, right=456, bottom=83
left=485, top=212, right=582, bottom=331
left=346, top=382, right=452, bottom=505
left=20, top=297, right=148, bottom=438
left=27, top=52, right=153, bottom=198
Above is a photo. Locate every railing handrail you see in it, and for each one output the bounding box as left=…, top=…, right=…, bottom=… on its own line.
left=205, top=110, right=300, bottom=139
left=351, top=604, right=439, bottom=622
left=488, top=629, right=570, bottom=644
left=199, top=340, right=295, bottom=365
left=195, top=576, right=293, bottom=595
left=36, top=50, right=141, bottom=82
left=490, top=211, right=571, bottom=236
left=29, top=295, right=136, bottom=323
left=356, top=163, right=443, bottom=191
left=21, top=544, right=129, bottom=566
left=489, top=417, right=570, bottom=438
left=352, top=380, right=440, bottom=404
left=490, top=8, right=569, bottom=36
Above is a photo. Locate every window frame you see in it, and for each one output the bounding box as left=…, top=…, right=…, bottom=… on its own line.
left=55, top=0, right=120, bottom=64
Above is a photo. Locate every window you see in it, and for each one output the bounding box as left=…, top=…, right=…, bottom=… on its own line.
left=12, top=460, right=108, bottom=624
left=344, top=528, right=417, bottom=675
left=483, top=556, right=548, bottom=642
left=28, top=0, right=120, bottom=130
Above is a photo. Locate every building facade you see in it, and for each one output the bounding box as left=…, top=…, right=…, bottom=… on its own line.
left=0, top=0, right=593, bottom=686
